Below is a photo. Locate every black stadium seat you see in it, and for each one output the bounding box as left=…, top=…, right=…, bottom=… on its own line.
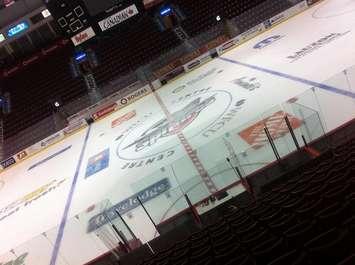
left=267, top=250, right=308, bottom=265
left=305, top=228, right=353, bottom=265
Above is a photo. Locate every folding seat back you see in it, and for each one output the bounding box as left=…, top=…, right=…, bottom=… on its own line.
left=284, top=221, right=317, bottom=248
left=305, top=228, right=352, bottom=265
left=337, top=254, right=355, bottom=265
left=192, top=256, right=214, bottom=265
left=242, top=229, right=275, bottom=248
left=252, top=238, right=287, bottom=265
left=267, top=250, right=308, bottom=265
left=317, top=203, right=348, bottom=230
left=323, top=184, right=349, bottom=204
left=296, top=198, right=324, bottom=220
left=225, top=254, right=256, bottom=265
left=269, top=213, right=297, bottom=236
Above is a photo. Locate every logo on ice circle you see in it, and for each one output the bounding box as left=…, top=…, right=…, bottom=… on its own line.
left=123, top=95, right=216, bottom=152
left=116, top=89, right=236, bottom=166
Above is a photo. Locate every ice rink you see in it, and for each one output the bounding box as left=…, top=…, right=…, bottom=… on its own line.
left=0, top=0, right=354, bottom=264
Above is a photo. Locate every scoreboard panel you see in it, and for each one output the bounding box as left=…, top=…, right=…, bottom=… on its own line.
left=45, top=0, right=92, bottom=37
left=45, top=0, right=144, bottom=46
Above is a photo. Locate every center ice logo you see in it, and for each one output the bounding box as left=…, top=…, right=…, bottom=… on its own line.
left=123, top=95, right=216, bottom=152
left=116, top=88, right=235, bottom=168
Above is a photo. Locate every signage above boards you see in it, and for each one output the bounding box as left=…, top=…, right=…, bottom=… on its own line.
left=7, top=21, right=29, bottom=37
left=98, top=4, right=139, bottom=31
left=45, top=0, right=144, bottom=46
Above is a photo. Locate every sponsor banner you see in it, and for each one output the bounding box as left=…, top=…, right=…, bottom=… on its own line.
left=264, top=12, right=287, bottom=28
left=183, top=52, right=212, bottom=72
left=85, top=149, right=110, bottom=178
left=98, top=4, right=139, bottom=31
left=153, top=51, right=201, bottom=78
left=67, top=81, right=142, bottom=123
left=153, top=35, right=229, bottom=78
left=69, top=102, right=100, bottom=123
left=40, top=131, right=65, bottom=149
left=26, top=142, right=42, bottom=157
left=217, top=24, right=265, bottom=55
left=0, top=156, right=16, bottom=169
left=71, top=27, right=96, bottom=46
left=239, top=23, right=265, bottom=42
left=16, top=150, right=28, bottom=161
left=264, top=1, right=308, bottom=28
left=307, top=0, right=321, bottom=5
left=112, top=111, right=136, bottom=128
left=116, top=85, right=151, bottom=109
left=200, top=35, right=229, bottom=53
left=151, top=79, right=162, bottom=90
left=160, top=66, right=185, bottom=84
left=295, top=0, right=309, bottom=11
left=218, top=1, right=307, bottom=55
left=11, top=121, right=83, bottom=165
left=92, top=103, right=118, bottom=121
left=239, top=111, right=302, bottom=149
left=64, top=119, right=87, bottom=135
left=87, top=178, right=171, bottom=232
left=216, top=37, right=239, bottom=55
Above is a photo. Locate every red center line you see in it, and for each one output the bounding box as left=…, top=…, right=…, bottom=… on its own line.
left=151, top=85, right=218, bottom=194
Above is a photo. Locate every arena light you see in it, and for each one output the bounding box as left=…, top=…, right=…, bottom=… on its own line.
left=4, top=0, right=15, bottom=7
left=216, top=15, right=221, bottom=21
left=0, top=34, right=5, bottom=43
left=7, top=22, right=29, bottom=37
left=41, top=9, right=51, bottom=18
left=74, top=51, right=87, bottom=62
left=49, top=98, right=63, bottom=112
left=160, top=6, right=173, bottom=16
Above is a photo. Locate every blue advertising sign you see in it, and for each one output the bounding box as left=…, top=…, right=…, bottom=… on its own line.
left=7, top=22, right=29, bottom=37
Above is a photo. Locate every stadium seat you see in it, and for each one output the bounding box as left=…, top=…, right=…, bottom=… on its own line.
left=252, top=237, right=287, bottom=265
left=225, top=254, right=256, bottom=265
left=337, top=254, right=355, bottom=265
left=305, top=228, right=352, bottom=265
left=316, top=202, right=349, bottom=231
left=284, top=220, right=317, bottom=249
left=267, top=250, right=308, bottom=265
left=295, top=198, right=324, bottom=220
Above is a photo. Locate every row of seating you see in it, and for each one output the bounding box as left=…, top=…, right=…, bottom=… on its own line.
left=233, top=0, right=295, bottom=32
left=174, top=0, right=289, bottom=37
left=1, top=45, right=87, bottom=138
left=139, top=138, right=355, bottom=265
left=92, top=15, right=181, bottom=87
